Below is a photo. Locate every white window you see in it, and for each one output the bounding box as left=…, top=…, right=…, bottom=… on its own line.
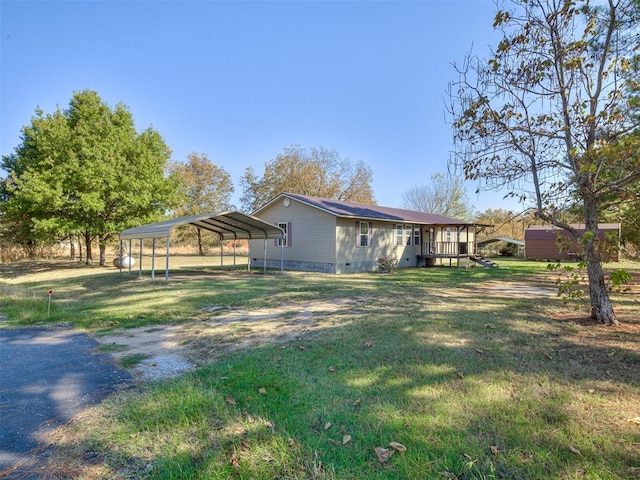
left=413, top=226, right=421, bottom=246
left=405, top=225, right=413, bottom=246
left=395, top=224, right=403, bottom=246
left=358, top=222, right=371, bottom=247
left=277, top=222, right=288, bottom=247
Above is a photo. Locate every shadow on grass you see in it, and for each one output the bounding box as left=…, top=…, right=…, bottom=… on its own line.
left=4, top=260, right=639, bottom=478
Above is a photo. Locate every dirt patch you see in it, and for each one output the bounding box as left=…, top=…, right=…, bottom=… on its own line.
left=96, top=297, right=368, bottom=381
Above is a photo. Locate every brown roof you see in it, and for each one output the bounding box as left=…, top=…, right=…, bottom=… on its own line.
left=257, top=193, right=473, bottom=225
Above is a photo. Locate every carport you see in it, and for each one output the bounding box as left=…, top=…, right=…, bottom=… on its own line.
left=119, top=211, right=285, bottom=280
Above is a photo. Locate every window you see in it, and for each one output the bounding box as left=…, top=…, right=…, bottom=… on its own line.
left=445, top=227, right=452, bottom=243
left=277, top=222, right=288, bottom=247
left=395, top=224, right=403, bottom=246
left=358, top=221, right=371, bottom=247
left=405, top=225, right=413, bottom=246
left=413, top=226, right=421, bottom=246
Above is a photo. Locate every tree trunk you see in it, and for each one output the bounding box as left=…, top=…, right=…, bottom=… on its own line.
left=70, top=236, right=76, bottom=260
left=77, top=234, right=83, bottom=263
left=98, top=235, right=106, bottom=266
left=84, top=232, right=93, bottom=265
left=583, top=199, right=619, bottom=325
left=197, top=228, right=204, bottom=256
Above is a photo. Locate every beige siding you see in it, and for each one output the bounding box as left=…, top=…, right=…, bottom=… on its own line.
left=250, top=198, right=336, bottom=266
left=335, top=219, right=421, bottom=273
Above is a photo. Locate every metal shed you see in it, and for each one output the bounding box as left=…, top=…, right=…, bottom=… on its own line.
left=119, top=211, right=285, bottom=280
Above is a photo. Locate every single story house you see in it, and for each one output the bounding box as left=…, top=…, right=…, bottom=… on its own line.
left=250, top=193, right=485, bottom=274
left=524, top=224, right=621, bottom=261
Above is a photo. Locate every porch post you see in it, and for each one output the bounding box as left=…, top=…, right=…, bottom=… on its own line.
left=151, top=238, right=156, bottom=281
left=128, top=239, right=132, bottom=275
left=263, top=239, right=267, bottom=273
left=165, top=235, right=170, bottom=281
left=139, top=238, right=143, bottom=277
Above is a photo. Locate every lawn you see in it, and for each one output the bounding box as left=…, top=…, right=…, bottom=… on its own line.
left=0, top=257, right=638, bottom=479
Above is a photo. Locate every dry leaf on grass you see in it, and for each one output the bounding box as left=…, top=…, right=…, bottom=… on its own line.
left=324, top=422, right=332, bottom=430
left=229, top=455, right=240, bottom=469
left=288, top=438, right=295, bottom=447
left=328, top=366, right=337, bottom=372
left=364, top=342, right=372, bottom=348
left=374, top=446, right=394, bottom=463
left=342, top=435, right=352, bottom=445
left=225, top=397, right=237, bottom=405
left=258, top=388, right=267, bottom=394
left=568, top=445, right=582, bottom=456
left=475, top=349, right=485, bottom=355
left=353, top=398, right=361, bottom=407
left=388, top=441, right=406, bottom=452
left=627, top=417, right=640, bottom=425
left=490, top=445, right=499, bottom=455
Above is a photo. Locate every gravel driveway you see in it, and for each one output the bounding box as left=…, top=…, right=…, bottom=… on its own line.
left=0, top=327, right=131, bottom=478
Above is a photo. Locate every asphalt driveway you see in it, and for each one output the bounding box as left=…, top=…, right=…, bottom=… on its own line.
left=0, top=327, right=131, bottom=477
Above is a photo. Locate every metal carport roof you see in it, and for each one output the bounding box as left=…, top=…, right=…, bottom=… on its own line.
left=120, top=211, right=284, bottom=241
left=118, top=211, right=285, bottom=280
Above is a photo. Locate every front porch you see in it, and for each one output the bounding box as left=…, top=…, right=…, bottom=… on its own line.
left=417, top=241, right=476, bottom=267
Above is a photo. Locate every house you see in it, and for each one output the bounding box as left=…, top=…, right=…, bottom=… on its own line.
left=524, top=224, right=621, bottom=261
left=249, top=193, right=483, bottom=274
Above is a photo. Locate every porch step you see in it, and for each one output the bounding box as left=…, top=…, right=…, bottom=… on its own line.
left=470, top=255, right=499, bottom=268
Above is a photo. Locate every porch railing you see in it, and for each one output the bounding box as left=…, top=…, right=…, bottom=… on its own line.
left=423, top=241, right=475, bottom=256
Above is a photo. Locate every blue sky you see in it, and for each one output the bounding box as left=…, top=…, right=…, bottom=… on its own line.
left=1, top=0, right=518, bottom=214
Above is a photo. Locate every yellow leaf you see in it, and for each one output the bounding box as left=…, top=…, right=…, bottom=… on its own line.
left=388, top=441, right=407, bottom=452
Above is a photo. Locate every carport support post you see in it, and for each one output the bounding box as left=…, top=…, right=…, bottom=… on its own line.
left=138, top=239, right=143, bottom=277
left=280, top=238, right=284, bottom=273
left=263, top=239, right=267, bottom=273
left=118, top=239, right=123, bottom=274
left=151, top=238, right=156, bottom=281
left=247, top=240, right=251, bottom=272
left=128, top=239, right=132, bottom=275
left=165, top=236, right=170, bottom=281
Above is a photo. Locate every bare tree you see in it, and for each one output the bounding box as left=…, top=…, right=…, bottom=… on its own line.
left=449, top=0, right=640, bottom=324
left=402, top=172, right=475, bottom=221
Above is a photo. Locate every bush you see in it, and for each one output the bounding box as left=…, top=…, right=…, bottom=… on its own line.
left=377, top=255, right=398, bottom=273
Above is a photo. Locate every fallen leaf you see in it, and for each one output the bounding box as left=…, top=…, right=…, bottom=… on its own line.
left=475, top=349, right=485, bottom=355
left=324, top=422, right=332, bottom=430
left=403, top=421, right=411, bottom=428
left=225, top=397, right=237, bottom=405
left=364, top=342, right=372, bottom=348
left=374, top=446, right=394, bottom=463
left=278, top=345, right=287, bottom=350
left=342, top=434, right=352, bottom=445
left=288, top=438, right=295, bottom=447
left=353, top=398, right=361, bottom=407
left=298, top=345, right=306, bottom=351
left=627, top=417, right=640, bottom=425
left=484, top=323, right=495, bottom=329
left=258, top=388, right=267, bottom=394
left=456, top=371, right=464, bottom=379
left=150, top=362, right=157, bottom=367
left=545, top=353, right=553, bottom=359
left=568, top=445, right=582, bottom=457
left=328, top=366, right=337, bottom=372
left=229, top=455, right=240, bottom=469
left=588, top=388, right=595, bottom=394
left=490, top=445, right=499, bottom=455
left=388, top=441, right=407, bottom=452
left=265, top=421, right=274, bottom=428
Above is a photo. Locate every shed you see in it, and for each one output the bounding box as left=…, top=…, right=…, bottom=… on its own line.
left=524, top=224, right=621, bottom=261
left=119, top=211, right=285, bottom=280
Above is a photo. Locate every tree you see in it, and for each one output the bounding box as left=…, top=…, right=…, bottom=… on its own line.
left=168, top=152, right=234, bottom=255
left=401, top=172, right=475, bottom=221
left=449, top=0, right=640, bottom=325
left=0, top=90, right=179, bottom=265
left=240, top=145, right=375, bottom=212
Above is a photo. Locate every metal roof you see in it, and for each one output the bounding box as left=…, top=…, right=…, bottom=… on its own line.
left=477, top=237, right=525, bottom=246
left=255, top=193, right=475, bottom=225
left=119, top=211, right=285, bottom=241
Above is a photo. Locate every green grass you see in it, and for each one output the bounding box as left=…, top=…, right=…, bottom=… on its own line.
left=1, top=257, right=639, bottom=479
